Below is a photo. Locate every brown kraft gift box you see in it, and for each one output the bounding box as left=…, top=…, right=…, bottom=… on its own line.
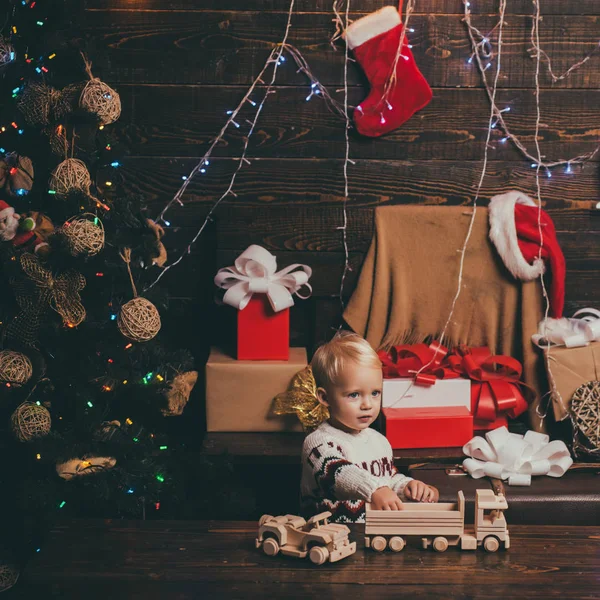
left=545, top=341, right=600, bottom=421
left=206, top=347, right=307, bottom=432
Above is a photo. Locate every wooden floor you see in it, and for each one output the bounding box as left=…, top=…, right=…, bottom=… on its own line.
left=12, top=519, right=600, bottom=599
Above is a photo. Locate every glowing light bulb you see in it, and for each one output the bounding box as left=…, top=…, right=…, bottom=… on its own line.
left=565, top=163, right=572, bottom=174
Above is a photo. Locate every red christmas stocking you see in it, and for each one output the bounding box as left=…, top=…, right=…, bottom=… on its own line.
left=343, top=5, right=432, bottom=137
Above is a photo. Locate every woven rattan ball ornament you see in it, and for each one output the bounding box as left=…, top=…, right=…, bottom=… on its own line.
left=0, top=351, right=33, bottom=387
left=571, top=380, right=600, bottom=452
left=0, top=563, right=19, bottom=593
left=50, top=158, right=91, bottom=197
left=0, top=36, right=15, bottom=69
left=11, top=402, right=51, bottom=442
left=119, top=297, right=161, bottom=342
left=62, top=214, right=105, bottom=257
left=117, top=248, right=161, bottom=342
left=80, top=79, right=121, bottom=125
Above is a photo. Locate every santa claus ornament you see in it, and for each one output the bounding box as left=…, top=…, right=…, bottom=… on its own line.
left=342, top=3, right=432, bottom=137
left=0, top=200, right=50, bottom=255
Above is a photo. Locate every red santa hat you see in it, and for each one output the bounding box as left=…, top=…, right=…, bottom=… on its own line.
left=488, top=190, right=566, bottom=318
left=0, top=199, right=15, bottom=220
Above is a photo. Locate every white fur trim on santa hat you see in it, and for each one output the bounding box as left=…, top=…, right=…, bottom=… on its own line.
left=343, top=6, right=401, bottom=50
left=488, top=190, right=545, bottom=281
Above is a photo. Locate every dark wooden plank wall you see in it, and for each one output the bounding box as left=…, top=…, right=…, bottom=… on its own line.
left=84, top=0, right=600, bottom=353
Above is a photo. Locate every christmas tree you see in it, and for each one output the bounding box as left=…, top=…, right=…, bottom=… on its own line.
left=0, top=0, right=210, bottom=585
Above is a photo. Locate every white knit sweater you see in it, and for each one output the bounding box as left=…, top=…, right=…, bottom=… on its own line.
left=300, top=421, right=413, bottom=523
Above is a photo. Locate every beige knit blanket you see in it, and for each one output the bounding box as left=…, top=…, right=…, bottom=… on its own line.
left=343, top=206, right=547, bottom=432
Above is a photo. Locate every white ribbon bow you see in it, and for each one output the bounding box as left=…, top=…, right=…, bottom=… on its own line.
left=463, top=426, right=573, bottom=486
left=532, top=308, right=600, bottom=348
left=214, top=245, right=312, bottom=313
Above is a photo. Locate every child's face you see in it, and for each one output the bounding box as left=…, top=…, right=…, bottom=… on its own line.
left=317, top=362, right=383, bottom=434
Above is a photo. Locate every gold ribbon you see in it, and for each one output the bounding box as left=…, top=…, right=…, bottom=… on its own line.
left=19, top=253, right=86, bottom=327
left=273, top=366, right=329, bottom=430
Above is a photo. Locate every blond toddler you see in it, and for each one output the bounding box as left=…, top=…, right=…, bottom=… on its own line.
left=301, top=331, right=439, bottom=522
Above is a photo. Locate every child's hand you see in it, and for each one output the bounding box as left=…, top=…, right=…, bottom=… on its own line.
left=405, top=480, right=439, bottom=503
left=371, top=486, right=403, bottom=510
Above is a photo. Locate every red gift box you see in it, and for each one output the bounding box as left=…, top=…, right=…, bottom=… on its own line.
left=214, top=245, right=312, bottom=361
left=237, top=295, right=289, bottom=361
left=383, top=406, right=473, bottom=449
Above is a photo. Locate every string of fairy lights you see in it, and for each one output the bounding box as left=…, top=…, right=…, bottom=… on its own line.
left=143, top=0, right=600, bottom=300
left=332, top=0, right=353, bottom=309
left=3, top=2, right=598, bottom=501
left=1, top=1, right=171, bottom=513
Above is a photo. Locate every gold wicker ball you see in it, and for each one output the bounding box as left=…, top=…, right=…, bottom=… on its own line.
left=50, top=158, right=91, bottom=197
left=0, top=351, right=33, bottom=387
left=118, top=297, right=161, bottom=342
left=0, top=36, right=15, bottom=69
left=0, top=563, right=19, bottom=593
left=80, top=78, right=121, bottom=125
left=11, top=402, right=51, bottom=442
left=571, top=380, right=600, bottom=452
left=63, top=215, right=105, bottom=257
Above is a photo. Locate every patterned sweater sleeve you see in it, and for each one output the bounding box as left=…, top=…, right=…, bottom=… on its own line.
left=303, top=435, right=389, bottom=503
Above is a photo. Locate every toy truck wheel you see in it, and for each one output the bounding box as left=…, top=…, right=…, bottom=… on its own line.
left=389, top=536, right=405, bottom=552
left=262, top=537, right=280, bottom=557
left=371, top=536, right=387, bottom=552
left=433, top=537, right=449, bottom=553
left=483, top=536, right=500, bottom=553
left=309, top=546, right=330, bottom=565
left=258, top=514, right=273, bottom=527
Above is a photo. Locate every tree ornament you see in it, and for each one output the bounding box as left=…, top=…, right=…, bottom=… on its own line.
left=16, top=82, right=69, bottom=127
left=49, top=158, right=91, bottom=197
left=11, top=401, right=51, bottom=442
left=162, top=370, right=198, bottom=416
left=14, top=252, right=87, bottom=334
left=0, top=350, right=33, bottom=387
left=0, top=36, right=15, bottom=69
left=79, top=53, right=121, bottom=125
left=117, top=248, right=161, bottom=342
left=571, top=380, right=600, bottom=456
left=61, top=213, right=105, bottom=257
left=0, top=562, right=19, bottom=593
left=147, top=219, right=168, bottom=267
left=0, top=153, right=34, bottom=198
left=56, top=455, right=117, bottom=480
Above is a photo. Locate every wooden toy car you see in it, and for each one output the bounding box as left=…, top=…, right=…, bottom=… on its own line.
left=256, top=511, right=357, bottom=565
left=365, top=489, right=510, bottom=553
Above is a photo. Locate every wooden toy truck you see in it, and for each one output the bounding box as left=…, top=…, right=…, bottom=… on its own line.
left=365, top=489, right=510, bottom=553
left=256, top=512, right=357, bottom=565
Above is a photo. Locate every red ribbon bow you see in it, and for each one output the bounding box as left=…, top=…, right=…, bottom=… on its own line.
left=377, top=341, right=459, bottom=387
left=449, top=347, right=533, bottom=424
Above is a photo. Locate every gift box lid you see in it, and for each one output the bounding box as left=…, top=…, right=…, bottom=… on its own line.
left=207, top=347, right=307, bottom=368
left=383, top=406, right=471, bottom=420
